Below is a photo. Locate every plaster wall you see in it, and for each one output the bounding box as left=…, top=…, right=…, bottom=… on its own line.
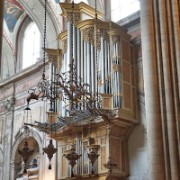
left=120, top=12, right=149, bottom=180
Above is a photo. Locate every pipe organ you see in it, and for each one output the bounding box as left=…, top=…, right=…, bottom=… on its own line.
left=58, top=3, right=136, bottom=115
left=46, top=2, right=138, bottom=179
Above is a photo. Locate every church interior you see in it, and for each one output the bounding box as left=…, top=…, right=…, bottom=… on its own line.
left=0, top=0, right=179, bottom=180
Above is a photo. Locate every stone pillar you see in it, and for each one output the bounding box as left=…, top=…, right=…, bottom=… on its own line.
left=141, top=0, right=180, bottom=180
left=171, top=0, right=180, bottom=97
left=0, top=1, right=4, bottom=63
left=140, top=1, right=165, bottom=179
left=10, top=161, right=15, bottom=180
left=158, top=1, right=180, bottom=180
left=104, top=0, right=111, bottom=21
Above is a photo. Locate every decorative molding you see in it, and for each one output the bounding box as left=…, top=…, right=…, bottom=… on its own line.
left=112, top=64, right=121, bottom=72
left=4, top=97, right=16, bottom=111
left=83, top=27, right=101, bottom=49
left=67, top=13, right=80, bottom=24
left=45, top=48, right=62, bottom=68
left=60, top=2, right=103, bottom=21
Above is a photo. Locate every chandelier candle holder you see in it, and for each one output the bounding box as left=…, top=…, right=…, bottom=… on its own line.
left=87, top=144, right=100, bottom=175
left=18, top=139, right=34, bottom=174
left=43, top=139, right=57, bottom=169
left=63, top=144, right=81, bottom=177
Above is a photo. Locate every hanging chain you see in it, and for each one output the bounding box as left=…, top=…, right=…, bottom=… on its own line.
left=108, top=125, right=111, bottom=158
left=94, top=0, right=99, bottom=107
left=71, top=1, right=74, bottom=61
left=95, top=0, right=97, bottom=19
left=25, top=109, right=29, bottom=139
left=43, top=0, right=47, bottom=80
left=71, top=1, right=75, bottom=111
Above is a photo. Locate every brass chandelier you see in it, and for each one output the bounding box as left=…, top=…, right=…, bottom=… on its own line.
left=18, top=125, right=34, bottom=174
left=24, top=0, right=117, bottom=178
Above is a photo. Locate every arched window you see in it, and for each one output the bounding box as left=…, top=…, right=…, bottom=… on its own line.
left=111, top=0, right=140, bottom=22
left=22, top=22, right=41, bottom=69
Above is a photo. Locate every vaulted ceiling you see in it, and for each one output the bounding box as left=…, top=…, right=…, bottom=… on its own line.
left=3, top=0, right=103, bottom=33
left=2, top=0, right=104, bottom=56
left=4, top=0, right=24, bottom=32
left=3, top=0, right=62, bottom=33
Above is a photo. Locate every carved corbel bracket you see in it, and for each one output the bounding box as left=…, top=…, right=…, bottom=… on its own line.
left=45, top=48, right=62, bottom=69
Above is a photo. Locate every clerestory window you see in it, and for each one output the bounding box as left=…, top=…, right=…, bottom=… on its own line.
left=111, top=0, right=140, bottom=22
left=21, top=21, right=41, bottom=69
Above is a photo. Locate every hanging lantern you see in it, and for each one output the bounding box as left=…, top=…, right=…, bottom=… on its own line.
left=18, top=141, right=34, bottom=174
left=43, top=139, right=57, bottom=169
left=63, top=144, right=81, bottom=177
left=87, top=145, right=99, bottom=174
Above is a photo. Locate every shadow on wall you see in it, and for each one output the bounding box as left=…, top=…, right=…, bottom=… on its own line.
left=128, top=121, right=149, bottom=179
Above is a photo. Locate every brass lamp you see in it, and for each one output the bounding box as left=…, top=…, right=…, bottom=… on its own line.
left=87, top=145, right=99, bottom=174
left=63, top=144, right=81, bottom=177
left=43, top=139, right=57, bottom=169
left=18, top=140, right=34, bottom=174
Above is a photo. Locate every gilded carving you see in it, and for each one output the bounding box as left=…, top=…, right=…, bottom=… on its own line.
left=101, top=29, right=109, bottom=41
left=45, top=49, right=62, bottom=68
left=112, top=64, right=121, bottom=72
left=83, top=27, right=101, bottom=49
left=67, top=13, right=80, bottom=24
left=47, top=54, right=58, bottom=66
left=112, top=35, right=120, bottom=44
left=61, top=40, right=67, bottom=54
left=83, top=27, right=94, bottom=45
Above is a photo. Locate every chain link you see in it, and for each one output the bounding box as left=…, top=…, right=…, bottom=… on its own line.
left=43, top=0, right=47, bottom=79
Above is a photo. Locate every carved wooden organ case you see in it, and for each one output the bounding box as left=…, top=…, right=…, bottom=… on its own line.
left=48, top=2, right=138, bottom=180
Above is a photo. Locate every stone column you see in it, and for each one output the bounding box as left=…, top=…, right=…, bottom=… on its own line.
left=0, top=1, right=4, bottom=63
left=104, top=0, right=111, bottom=21
left=158, top=1, right=179, bottom=180
left=141, top=0, right=180, bottom=179
left=171, top=0, right=180, bottom=97
left=140, top=0, right=165, bottom=179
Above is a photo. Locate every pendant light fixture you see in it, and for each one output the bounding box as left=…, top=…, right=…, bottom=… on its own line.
left=41, top=0, right=57, bottom=170
left=62, top=1, right=81, bottom=177
left=18, top=109, right=34, bottom=174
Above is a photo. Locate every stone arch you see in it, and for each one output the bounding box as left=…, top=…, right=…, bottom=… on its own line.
left=10, top=126, right=43, bottom=180
left=18, top=0, right=60, bottom=49
left=16, top=16, right=41, bottom=71
left=1, top=35, right=15, bottom=79
left=0, top=146, right=3, bottom=180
